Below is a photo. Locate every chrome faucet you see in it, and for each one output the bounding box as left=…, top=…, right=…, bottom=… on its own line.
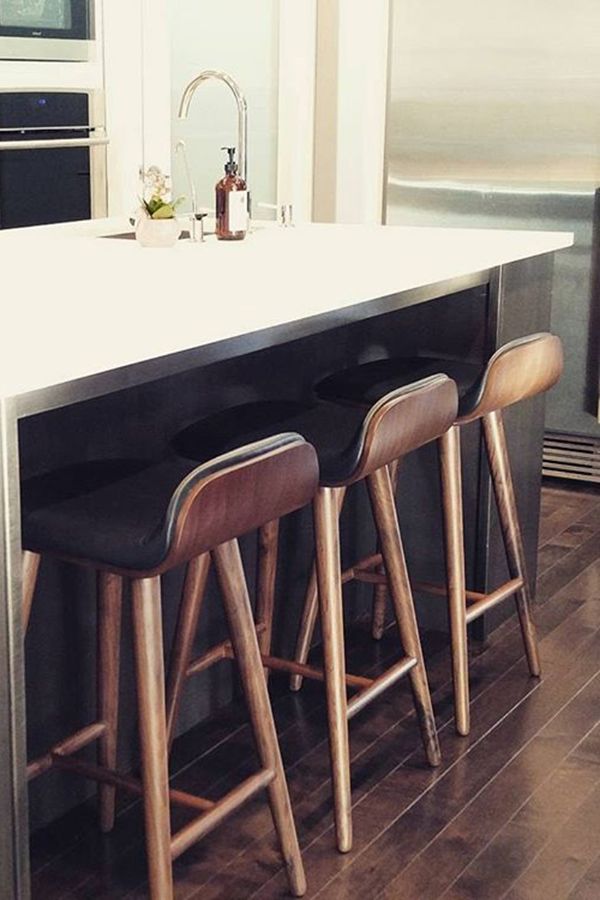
left=177, top=70, right=248, bottom=183
left=175, top=139, right=205, bottom=242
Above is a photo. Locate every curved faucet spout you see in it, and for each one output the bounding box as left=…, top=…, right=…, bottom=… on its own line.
left=177, top=70, right=248, bottom=182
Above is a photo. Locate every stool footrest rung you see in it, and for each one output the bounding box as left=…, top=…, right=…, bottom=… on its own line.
left=414, top=580, right=486, bottom=602
left=186, top=623, right=267, bottom=678
left=27, top=721, right=107, bottom=781
left=50, top=755, right=215, bottom=811
left=341, top=553, right=383, bottom=585
left=353, top=570, right=387, bottom=585
left=465, top=577, right=524, bottom=623
left=347, top=655, right=417, bottom=720
left=261, top=654, right=372, bottom=690
left=170, top=768, right=275, bottom=861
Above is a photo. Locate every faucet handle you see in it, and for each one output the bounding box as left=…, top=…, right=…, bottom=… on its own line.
left=279, top=203, right=294, bottom=228
left=256, top=201, right=294, bottom=227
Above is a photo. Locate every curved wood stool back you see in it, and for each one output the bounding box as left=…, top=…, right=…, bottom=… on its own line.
left=457, top=332, right=563, bottom=423
left=438, top=333, right=564, bottom=735
left=22, top=435, right=317, bottom=899
left=310, top=375, right=457, bottom=852
left=165, top=376, right=457, bottom=856
left=306, top=332, right=563, bottom=739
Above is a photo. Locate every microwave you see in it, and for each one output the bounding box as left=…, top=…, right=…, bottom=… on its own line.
left=0, top=0, right=94, bottom=62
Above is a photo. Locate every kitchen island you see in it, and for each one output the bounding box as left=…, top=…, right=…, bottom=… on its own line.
left=0, top=219, right=572, bottom=898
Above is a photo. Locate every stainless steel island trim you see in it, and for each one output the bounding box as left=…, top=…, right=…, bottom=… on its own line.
left=0, top=395, right=29, bottom=900
left=15, top=268, right=491, bottom=419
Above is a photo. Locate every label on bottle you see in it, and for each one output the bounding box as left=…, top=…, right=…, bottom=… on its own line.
left=227, top=190, right=248, bottom=233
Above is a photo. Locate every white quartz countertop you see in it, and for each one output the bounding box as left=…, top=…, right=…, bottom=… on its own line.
left=0, top=219, right=572, bottom=404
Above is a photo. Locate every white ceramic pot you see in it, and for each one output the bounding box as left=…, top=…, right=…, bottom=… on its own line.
left=135, top=216, right=181, bottom=248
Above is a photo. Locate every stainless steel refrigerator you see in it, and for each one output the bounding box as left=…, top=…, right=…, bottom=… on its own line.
left=384, top=0, right=600, bottom=482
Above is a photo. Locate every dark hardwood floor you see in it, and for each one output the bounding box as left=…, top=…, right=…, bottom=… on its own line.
left=29, top=482, right=600, bottom=899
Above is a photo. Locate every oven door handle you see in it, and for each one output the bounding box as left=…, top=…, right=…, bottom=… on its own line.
left=0, top=136, right=109, bottom=151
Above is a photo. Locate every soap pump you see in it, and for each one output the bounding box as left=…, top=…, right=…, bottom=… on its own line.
left=215, top=146, right=248, bottom=241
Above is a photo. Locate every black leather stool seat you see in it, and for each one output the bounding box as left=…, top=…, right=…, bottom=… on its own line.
left=21, top=433, right=316, bottom=573
left=315, top=356, right=482, bottom=418
left=172, top=399, right=368, bottom=486
left=22, top=457, right=196, bottom=571
left=171, top=374, right=453, bottom=489
left=21, top=459, right=154, bottom=512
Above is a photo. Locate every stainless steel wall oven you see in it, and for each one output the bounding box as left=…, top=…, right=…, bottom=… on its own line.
left=0, top=0, right=94, bottom=61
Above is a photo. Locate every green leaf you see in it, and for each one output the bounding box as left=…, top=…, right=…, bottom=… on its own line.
left=152, top=203, right=176, bottom=219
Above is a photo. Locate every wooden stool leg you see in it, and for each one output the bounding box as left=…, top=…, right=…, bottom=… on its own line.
left=289, top=563, right=319, bottom=692
left=367, top=467, right=441, bottom=768
left=313, top=486, right=353, bottom=853
left=290, top=487, right=346, bottom=692
left=131, top=576, right=173, bottom=900
left=213, top=540, right=306, bottom=897
left=483, top=410, right=541, bottom=677
left=371, top=460, right=400, bottom=640
left=256, top=519, right=280, bottom=680
left=97, top=572, right=123, bottom=833
left=22, top=550, right=41, bottom=632
left=165, top=553, right=211, bottom=749
left=439, top=426, right=470, bottom=736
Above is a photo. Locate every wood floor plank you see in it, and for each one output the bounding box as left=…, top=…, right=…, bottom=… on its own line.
left=171, top=533, right=600, bottom=900
left=113, top=614, right=573, bottom=898
left=503, top=780, right=600, bottom=900
left=549, top=522, right=596, bottom=549
left=441, top=724, right=600, bottom=900
left=300, top=617, right=600, bottom=899
left=182, top=594, right=595, bottom=898
left=578, top=501, right=600, bottom=532
left=566, top=852, right=600, bottom=900
left=537, top=493, right=598, bottom=547
left=205, top=592, right=600, bottom=898
left=536, top=528, right=600, bottom=604
left=537, top=542, right=572, bottom=578
left=383, top=708, right=600, bottom=899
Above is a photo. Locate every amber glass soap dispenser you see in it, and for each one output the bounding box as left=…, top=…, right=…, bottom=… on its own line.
left=215, top=146, right=248, bottom=240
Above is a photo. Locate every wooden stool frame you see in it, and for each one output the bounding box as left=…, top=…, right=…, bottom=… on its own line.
left=166, top=376, right=456, bottom=854
left=298, top=332, right=563, bottom=738
left=21, top=437, right=314, bottom=900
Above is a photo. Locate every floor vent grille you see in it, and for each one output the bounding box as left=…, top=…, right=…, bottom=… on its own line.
left=543, top=431, right=600, bottom=484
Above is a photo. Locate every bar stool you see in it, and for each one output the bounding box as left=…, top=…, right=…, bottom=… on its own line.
left=21, top=458, right=154, bottom=835
left=21, top=436, right=314, bottom=899
left=307, top=332, right=564, bottom=736
left=168, top=375, right=457, bottom=852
